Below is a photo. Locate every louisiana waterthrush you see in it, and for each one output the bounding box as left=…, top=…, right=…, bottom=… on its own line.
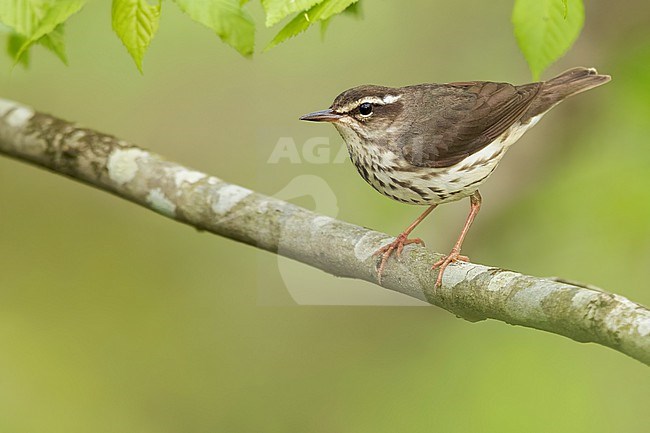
left=300, top=67, right=610, bottom=287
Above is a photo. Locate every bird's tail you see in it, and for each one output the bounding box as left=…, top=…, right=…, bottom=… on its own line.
left=526, top=67, right=611, bottom=118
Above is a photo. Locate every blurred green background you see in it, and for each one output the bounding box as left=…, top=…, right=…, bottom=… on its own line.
left=1, top=1, right=649, bottom=431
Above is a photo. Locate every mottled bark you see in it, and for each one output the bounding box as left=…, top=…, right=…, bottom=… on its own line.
left=1, top=98, right=648, bottom=365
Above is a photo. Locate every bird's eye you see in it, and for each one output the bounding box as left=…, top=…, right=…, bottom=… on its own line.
left=358, top=102, right=373, bottom=117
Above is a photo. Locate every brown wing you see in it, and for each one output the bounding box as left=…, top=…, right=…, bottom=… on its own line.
left=401, top=81, right=541, bottom=168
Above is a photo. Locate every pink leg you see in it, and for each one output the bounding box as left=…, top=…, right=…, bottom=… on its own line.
left=374, top=204, right=437, bottom=284
left=432, top=191, right=482, bottom=287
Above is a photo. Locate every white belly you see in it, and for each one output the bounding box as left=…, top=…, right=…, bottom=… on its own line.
left=338, top=114, right=543, bottom=205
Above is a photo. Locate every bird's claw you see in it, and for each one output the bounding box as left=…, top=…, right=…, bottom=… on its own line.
left=373, top=233, right=424, bottom=284
left=431, top=249, right=469, bottom=288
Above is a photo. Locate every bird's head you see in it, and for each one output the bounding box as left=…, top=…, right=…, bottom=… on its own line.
left=300, top=85, right=408, bottom=146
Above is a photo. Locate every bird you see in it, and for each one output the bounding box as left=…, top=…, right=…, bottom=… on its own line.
left=299, top=67, right=610, bottom=287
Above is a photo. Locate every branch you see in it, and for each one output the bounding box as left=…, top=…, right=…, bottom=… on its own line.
left=1, top=98, right=648, bottom=365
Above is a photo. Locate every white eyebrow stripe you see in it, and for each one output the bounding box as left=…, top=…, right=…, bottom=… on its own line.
left=382, top=94, right=401, bottom=104
left=338, top=94, right=402, bottom=113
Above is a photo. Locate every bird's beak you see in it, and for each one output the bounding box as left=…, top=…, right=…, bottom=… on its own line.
left=299, top=109, right=343, bottom=122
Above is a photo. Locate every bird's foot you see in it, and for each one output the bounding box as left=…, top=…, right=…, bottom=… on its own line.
left=431, top=248, right=469, bottom=288
left=373, top=233, right=425, bottom=284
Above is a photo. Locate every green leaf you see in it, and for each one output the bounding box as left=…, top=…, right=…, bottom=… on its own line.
left=15, top=0, right=85, bottom=63
left=341, top=1, right=361, bottom=17
left=0, top=0, right=46, bottom=66
left=512, top=0, right=584, bottom=80
left=0, top=0, right=45, bottom=35
left=0, top=1, right=85, bottom=65
left=38, top=23, right=67, bottom=64
left=261, top=0, right=323, bottom=27
left=319, top=17, right=331, bottom=40
left=172, top=0, right=255, bottom=57
left=112, top=0, right=161, bottom=73
left=266, top=0, right=358, bottom=51
left=320, top=0, right=360, bottom=40
left=7, top=32, right=29, bottom=67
